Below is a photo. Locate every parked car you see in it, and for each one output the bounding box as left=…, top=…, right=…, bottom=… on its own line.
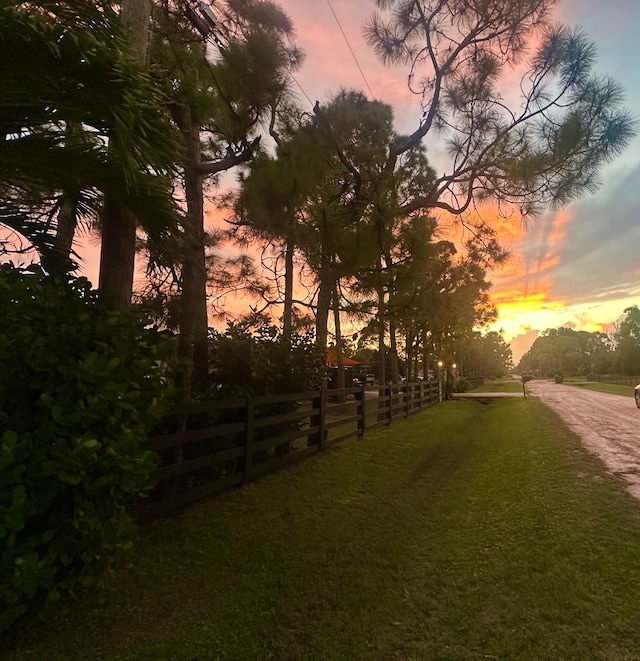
left=327, top=368, right=362, bottom=390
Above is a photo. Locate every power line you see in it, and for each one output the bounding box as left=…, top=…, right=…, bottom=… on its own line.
left=290, top=73, right=315, bottom=108
left=325, top=0, right=375, bottom=100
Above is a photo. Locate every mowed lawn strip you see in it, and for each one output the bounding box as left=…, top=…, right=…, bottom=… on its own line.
left=469, top=377, right=524, bottom=393
left=9, top=398, right=640, bottom=660
left=564, top=380, right=636, bottom=398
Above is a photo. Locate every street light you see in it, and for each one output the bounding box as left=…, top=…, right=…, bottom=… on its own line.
left=436, top=360, right=444, bottom=402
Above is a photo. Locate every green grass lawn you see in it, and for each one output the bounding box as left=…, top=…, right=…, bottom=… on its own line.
left=564, top=380, right=636, bottom=398
left=468, top=377, right=523, bottom=393
left=8, top=398, right=640, bottom=660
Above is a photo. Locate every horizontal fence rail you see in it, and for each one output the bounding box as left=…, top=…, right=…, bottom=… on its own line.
left=133, top=381, right=441, bottom=521
left=464, top=376, right=484, bottom=389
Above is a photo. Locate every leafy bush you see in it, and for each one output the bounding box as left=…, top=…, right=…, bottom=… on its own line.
left=452, top=377, right=472, bottom=393
left=208, top=313, right=326, bottom=399
left=0, top=266, right=173, bottom=633
left=204, top=314, right=326, bottom=460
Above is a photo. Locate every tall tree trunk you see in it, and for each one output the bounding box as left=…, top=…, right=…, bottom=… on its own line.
left=421, top=328, right=428, bottom=379
left=405, top=326, right=413, bottom=382
left=389, top=314, right=399, bottom=383
left=180, top=113, right=209, bottom=391
left=315, top=271, right=332, bottom=353
left=98, top=0, right=152, bottom=309
left=99, top=199, right=137, bottom=309
left=42, top=121, right=82, bottom=277
left=120, top=0, right=152, bottom=57
left=41, top=187, right=79, bottom=277
left=332, top=281, right=346, bottom=389
left=377, top=280, right=386, bottom=385
left=384, top=254, right=399, bottom=384
left=53, top=189, right=79, bottom=275
left=282, top=238, right=294, bottom=351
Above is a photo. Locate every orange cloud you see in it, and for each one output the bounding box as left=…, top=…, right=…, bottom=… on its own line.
left=475, top=205, right=526, bottom=243
left=509, top=207, right=574, bottom=289
left=548, top=209, right=571, bottom=244
left=490, top=286, right=566, bottom=315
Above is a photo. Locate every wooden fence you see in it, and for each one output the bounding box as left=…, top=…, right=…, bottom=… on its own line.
left=593, top=375, right=640, bottom=387
left=133, top=380, right=441, bottom=521
left=463, top=376, right=484, bottom=389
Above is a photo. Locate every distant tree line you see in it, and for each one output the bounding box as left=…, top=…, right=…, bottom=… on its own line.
left=515, top=306, right=640, bottom=377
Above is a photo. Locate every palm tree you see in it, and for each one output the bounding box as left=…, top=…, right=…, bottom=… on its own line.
left=0, top=0, right=180, bottom=280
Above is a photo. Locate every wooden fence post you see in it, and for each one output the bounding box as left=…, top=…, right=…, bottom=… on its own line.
left=307, top=389, right=327, bottom=452
left=167, top=405, right=188, bottom=498
left=358, top=385, right=366, bottom=437
left=318, top=390, right=327, bottom=450
left=405, top=383, right=410, bottom=417
left=244, top=396, right=254, bottom=481
left=310, top=393, right=320, bottom=448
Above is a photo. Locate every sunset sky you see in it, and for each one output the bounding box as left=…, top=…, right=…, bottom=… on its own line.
left=266, top=0, right=640, bottom=362
left=65, top=1, right=640, bottom=363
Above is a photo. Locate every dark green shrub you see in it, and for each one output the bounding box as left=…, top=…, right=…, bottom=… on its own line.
left=206, top=314, right=325, bottom=459
left=0, top=266, right=173, bottom=633
left=452, top=377, right=471, bottom=393
left=208, top=313, right=326, bottom=399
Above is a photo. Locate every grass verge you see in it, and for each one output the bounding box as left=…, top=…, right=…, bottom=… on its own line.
left=7, top=398, right=640, bottom=660
left=564, top=381, right=636, bottom=398
left=469, top=378, right=523, bottom=393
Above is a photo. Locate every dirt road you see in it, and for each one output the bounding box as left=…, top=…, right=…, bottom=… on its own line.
left=526, top=380, right=640, bottom=498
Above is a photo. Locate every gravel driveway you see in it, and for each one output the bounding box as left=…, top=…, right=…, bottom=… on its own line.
left=526, top=379, right=640, bottom=498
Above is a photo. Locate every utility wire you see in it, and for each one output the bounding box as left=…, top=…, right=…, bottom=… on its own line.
left=290, top=73, right=315, bottom=108
left=325, top=0, right=375, bottom=99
